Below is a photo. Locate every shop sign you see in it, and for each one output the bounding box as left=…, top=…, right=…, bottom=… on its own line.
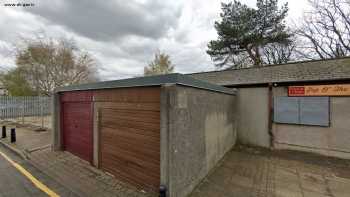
left=288, top=84, right=350, bottom=96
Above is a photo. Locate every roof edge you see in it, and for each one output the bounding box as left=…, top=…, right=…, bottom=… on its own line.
left=55, top=73, right=236, bottom=95
left=224, top=78, right=350, bottom=87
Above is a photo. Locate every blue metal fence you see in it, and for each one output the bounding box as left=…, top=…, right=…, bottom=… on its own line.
left=0, top=96, right=51, bottom=119
left=0, top=96, right=51, bottom=129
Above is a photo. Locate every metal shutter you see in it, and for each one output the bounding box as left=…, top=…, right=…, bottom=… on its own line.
left=274, top=96, right=330, bottom=127
left=300, top=97, right=329, bottom=126
left=274, top=97, right=299, bottom=124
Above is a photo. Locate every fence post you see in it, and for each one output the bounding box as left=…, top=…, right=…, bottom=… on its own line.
left=7, top=96, right=9, bottom=119
left=41, top=97, right=44, bottom=129
left=22, top=97, right=25, bottom=124
left=0, top=97, right=2, bottom=120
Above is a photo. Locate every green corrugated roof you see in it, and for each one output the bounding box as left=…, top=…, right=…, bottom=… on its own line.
left=56, top=73, right=236, bottom=95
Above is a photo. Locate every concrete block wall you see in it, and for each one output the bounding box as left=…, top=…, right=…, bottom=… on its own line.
left=162, top=85, right=237, bottom=197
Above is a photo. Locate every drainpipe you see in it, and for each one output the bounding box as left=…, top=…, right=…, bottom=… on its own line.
left=268, top=83, right=274, bottom=149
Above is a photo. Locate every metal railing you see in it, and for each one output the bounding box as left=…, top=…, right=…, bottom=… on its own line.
left=0, top=96, right=51, bottom=129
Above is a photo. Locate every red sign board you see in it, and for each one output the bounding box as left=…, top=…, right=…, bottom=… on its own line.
left=288, top=86, right=305, bottom=96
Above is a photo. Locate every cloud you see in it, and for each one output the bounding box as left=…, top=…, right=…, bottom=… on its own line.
left=27, top=0, right=182, bottom=42
left=0, top=0, right=308, bottom=80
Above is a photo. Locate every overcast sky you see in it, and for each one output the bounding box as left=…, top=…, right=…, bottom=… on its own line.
left=0, top=0, right=309, bottom=80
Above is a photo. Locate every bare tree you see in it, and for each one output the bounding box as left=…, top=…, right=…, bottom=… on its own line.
left=263, top=42, right=296, bottom=64
left=15, top=36, right=98, bottom=95
left=297, top=0, right=350, bottom=59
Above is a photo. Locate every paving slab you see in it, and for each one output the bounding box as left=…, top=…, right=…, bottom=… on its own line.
left=28, top=148, right=157, bottom=197
left=0, top=122, right=157, bottom=197
left=0, top=122, right=51, bottom=155
left=190, top=146, right=350, bottom=197
left=2, top=121, right=350, bottom=197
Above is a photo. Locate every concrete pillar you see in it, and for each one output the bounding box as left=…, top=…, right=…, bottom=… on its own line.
left=52, top=92, right=62, bottom=151
left=92, top=102, right=100, bottom=167
left=160, top=84, right=175, bottom=195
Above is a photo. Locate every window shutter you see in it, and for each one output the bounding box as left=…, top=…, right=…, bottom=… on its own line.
left=299, top=97, right=329, bottom=126
left=274, top=97, right=299, bottom=124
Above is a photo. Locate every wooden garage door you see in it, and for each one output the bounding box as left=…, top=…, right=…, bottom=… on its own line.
left=99, top=108, right=160, bottom=191
left=61, top=91, right=93, bottom=163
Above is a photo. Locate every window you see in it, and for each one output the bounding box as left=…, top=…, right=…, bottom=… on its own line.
left=274, top=97, right=330, bottom=127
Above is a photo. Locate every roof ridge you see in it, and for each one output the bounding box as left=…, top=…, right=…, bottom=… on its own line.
left=189, top=57, right=350, bottom=86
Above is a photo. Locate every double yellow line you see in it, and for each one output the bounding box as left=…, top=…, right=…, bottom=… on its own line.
left=0, top=151, right=60, bottom=197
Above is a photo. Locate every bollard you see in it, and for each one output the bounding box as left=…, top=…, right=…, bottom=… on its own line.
left=2, top=126, right=6, bottom=138
left=10, top=128, right=16, bottom=143
left=159, top=185, right=167, bottom=197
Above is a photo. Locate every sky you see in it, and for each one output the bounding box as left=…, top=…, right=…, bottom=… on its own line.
left=0, top=0, right=309, bottom=80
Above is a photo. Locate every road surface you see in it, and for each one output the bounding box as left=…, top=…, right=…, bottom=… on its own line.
left=0, top=145, right=76, bottom=197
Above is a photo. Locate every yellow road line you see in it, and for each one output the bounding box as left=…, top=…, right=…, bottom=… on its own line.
left=0, top=151, right=60, bottom=197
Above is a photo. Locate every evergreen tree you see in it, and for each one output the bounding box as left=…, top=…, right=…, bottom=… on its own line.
left=207, top=0, right=292, bottom=68
left=144, top=52, right=174, bottom=76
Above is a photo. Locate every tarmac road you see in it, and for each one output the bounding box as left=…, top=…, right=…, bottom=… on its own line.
left=0, top=145, right=77, bottom=197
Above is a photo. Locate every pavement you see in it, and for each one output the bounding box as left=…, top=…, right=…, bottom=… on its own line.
left=0, top=123, right=155, bottom=197
left=1, top=122, right=350, bottom=197
left=0, top=122, right=50, bottom=155
left=190, top=146, right=350, bottom=197
left=0, top=144, right=77, bottom=197
left=1, top=116, right=51, bottom=130
left=29, top=148, right=156, bottom=197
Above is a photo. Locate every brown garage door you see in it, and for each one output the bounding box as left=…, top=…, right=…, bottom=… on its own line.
left=61, top=91, right=93, bottom=163
left=99, top=108, right=160, bottom=191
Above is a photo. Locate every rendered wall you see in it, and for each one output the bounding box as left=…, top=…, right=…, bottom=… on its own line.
left=163, top=85, right=237, bottom=197
left=273, top=86, right=350, bottom=159
left=236, top=87, right=270, bottom=147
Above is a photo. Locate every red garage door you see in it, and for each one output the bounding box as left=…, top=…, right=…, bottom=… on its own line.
left=61, top=91, right=93, bottom=163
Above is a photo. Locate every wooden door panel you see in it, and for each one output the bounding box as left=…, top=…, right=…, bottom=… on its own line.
left=100, top=107, right=160, bottom=191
